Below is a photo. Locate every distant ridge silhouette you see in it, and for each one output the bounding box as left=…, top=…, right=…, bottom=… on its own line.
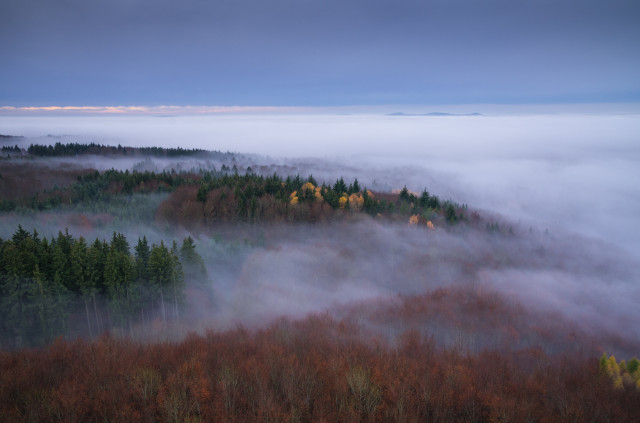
left=387, top=112, right=483, bottom=116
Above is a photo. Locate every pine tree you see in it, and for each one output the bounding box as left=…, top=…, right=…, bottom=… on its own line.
left=110, top=232, right=130, bottom=255
left=0, top=242, right=32, bottom=347
left=149, top=241, right=173, bottom=322
left=31, top=265, right=50, bottom=341
left=87, top=239, right=107, bottom=332
left=134, top=236, right=151, bottom=282
left=419, top=190, right=430, bottom=208
left=180, top=236, right=207, bottom=283
left=36, top=270, right=70, bottom=343
left=323, top=187, right=340, bottom=209
left=352, top=178, right=361, bottom=193
left=70, top=237, right=92, bottom=336
left=170, top=241, right=185, bottom=322
left=11, top=225, right=30, bottom=245
left=445, top=203, right=458, bottom=224
left=104, top=237, right=135, bottom=329
left=36, top=236, right=53, bottom=281
left=399, top=186, right=410, bottom=202
left=51, top=230, right=73, bottom=290
left=333, top=177, right=347, bottom=195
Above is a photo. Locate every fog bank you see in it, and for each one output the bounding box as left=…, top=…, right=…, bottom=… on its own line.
left=2, top=108, right=640, bottom=354
left=2, top=110, right=639, bottom=257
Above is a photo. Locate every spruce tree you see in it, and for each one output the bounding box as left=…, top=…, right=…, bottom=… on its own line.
left=180, top=236, right=207, bottom=283
left=149, top=241, right=172, bottom=322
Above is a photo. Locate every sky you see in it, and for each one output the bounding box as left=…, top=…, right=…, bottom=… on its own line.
left=1, top=0, right=639, bottom=107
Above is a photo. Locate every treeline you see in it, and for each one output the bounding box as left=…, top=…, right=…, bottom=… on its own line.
left=1, top=168, right=200, bottom=213
left=3, top=163, right=467, bottom=226
left=74, top=168, right=196, bottom=199
left=1, top=316, right=638, bottom=422
left=1, top=145, right=22, bottom=154
left=25, top=142, right=220, bottom=158
left=159, top=172, right=465, bottom=226
left=0, top=226, right=207, bottom=348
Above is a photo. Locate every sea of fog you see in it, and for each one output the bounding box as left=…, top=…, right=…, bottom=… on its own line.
left=2, top=109, right=639, bottom=260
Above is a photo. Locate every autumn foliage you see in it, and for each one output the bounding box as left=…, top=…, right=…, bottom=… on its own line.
left=600, top=353, right=640, bottom=391
left=157, top=173, right=466, bottom=228
left=1, top=314, right=638, bottom=422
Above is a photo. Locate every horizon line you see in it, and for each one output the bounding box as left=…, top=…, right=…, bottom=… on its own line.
left=2, top=102, right=640, bottom=116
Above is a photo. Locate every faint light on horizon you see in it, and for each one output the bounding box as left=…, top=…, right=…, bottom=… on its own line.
left=0, top=105, right=311, bottom=115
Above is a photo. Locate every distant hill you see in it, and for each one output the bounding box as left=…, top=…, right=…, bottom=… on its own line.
left=387, top=112, right=483, bottom=117
left=0, top=134, right=25, bottom=141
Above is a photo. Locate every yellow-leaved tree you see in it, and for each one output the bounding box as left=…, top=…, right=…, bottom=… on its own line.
left=348, top=193, right=364, bottom=211
left=301, top=182, right=315, bottom=193
left=600, top=353, right=640, bottom=390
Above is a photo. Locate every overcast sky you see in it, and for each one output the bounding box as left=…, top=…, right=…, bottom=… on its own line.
left=1, top=0, right=639, bottom=106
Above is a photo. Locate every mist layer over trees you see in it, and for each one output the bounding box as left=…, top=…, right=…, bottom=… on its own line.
left=1, top=126, right=639, bottom=420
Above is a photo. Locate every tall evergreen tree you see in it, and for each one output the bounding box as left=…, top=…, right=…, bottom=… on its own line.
left=149, top=241, right=173, bottom=322
left=134, top=236, right=151, bottom=282
left=104, top=235, right=135, bottom=329
left=333, top=177, right=348, bottom=194
left=180, top=236, right=207, bottom=283
left=170, top=241, right=185, bottom=322
left=352, top=178, right=361, bottom=194
left=51, top=230, right=73, bottom=290
left=0, top=242, right=32, bottom=347
left=110, top=232, right=130, bottom=255
left=70, top=237, right=92, bottom=336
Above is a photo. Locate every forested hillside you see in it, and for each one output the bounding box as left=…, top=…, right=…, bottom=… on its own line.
left=1, top=144, right=468, bottom=228
left=1, top=142, right=638, bottom=422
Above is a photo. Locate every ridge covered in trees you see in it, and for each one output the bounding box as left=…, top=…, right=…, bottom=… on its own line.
left=24, top=142, right=227, bottom=158
left=1, top=145, right=468, bottom=228
left=160, top=172, right=464, bottom=227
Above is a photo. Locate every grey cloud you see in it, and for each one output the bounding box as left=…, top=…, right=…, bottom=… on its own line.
left=2, top=0, right=639, bottom=104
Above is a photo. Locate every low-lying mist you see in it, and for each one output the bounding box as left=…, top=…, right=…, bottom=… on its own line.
left=1, top=108, right=639, bottom=355
left=3, top=110, right=638, bottom=255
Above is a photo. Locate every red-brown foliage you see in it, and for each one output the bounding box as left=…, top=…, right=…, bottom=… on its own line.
left=1, top=315, right=638, bottom=422
left=156, top=185, right=204, bottom=229
left=0, top=163, right=92, bottom=204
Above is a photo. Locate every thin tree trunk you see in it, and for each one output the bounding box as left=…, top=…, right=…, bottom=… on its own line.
left=106, top=308, right=112, bottom=332
left=160, top=290, right=166, bottom=323
left=173, top=286, right=179, bottom=323
left=92, top=293, right=102, bottom=333
left=85, top=298, right=93, bottom=338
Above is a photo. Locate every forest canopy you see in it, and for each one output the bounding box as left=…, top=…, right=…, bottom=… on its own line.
left=0, top=225, right=206, bottom=348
